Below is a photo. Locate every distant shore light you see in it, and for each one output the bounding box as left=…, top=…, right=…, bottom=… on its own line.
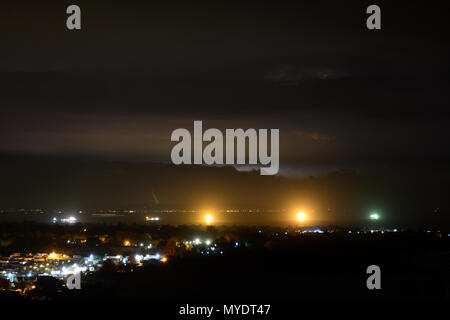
left=370, top=213, right=380, bottom=220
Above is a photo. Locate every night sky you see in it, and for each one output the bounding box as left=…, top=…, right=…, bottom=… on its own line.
left=0, top=1, right=449, bottom=223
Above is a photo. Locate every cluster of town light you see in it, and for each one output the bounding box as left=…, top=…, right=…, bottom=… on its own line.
left=50, top=209, right=382, bottom=227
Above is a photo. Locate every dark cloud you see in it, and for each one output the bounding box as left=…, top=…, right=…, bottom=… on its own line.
left=0, top=0, right=449, bottom=176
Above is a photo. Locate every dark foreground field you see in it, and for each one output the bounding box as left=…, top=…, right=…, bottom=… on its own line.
left=3, top=230, right=447, bottom=300
left=85, top=235, right=450, bottom=300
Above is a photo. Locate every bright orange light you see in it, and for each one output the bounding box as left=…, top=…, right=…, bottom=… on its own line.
left=296, top=211, right=307, bottom=222
left=48, top=252, right=57, bottom=259
left=160, top=257, right=168, bottom=263
left=205, top=214, right=214, bottom=225
left=123, top=240, right=131, bottom=247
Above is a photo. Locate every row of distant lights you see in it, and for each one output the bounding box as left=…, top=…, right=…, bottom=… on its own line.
left=52, top=216, right=77, bottom=224
left=297, top=212, right=380, bottom=222
left=186, top=238, right=212, bottom=246
left=51, top=212, right=380, bottom=225
left=205, top=211, right=380, bottom=223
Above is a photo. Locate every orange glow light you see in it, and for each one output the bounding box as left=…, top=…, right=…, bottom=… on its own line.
left=48, top=252, right=57, bottom=259
left=205, top=214, right=214, bottom=225
left=296, top=212, right=307, bottom=222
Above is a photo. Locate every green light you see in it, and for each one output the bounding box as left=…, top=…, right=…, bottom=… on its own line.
left=370, top=213, right=379, bottom=220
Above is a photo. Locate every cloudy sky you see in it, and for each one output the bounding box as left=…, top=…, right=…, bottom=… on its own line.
left=0, top=0, right=449, bottom=176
